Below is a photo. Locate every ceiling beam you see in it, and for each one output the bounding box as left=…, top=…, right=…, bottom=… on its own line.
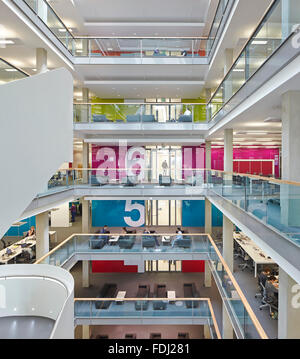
left=84, top=80, right=205, bottom=85
left=84, top=22, right=205, bottom=27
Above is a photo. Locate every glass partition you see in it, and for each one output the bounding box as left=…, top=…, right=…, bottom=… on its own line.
left=0, top=58, right=28, bottom=84
left=208, top=0, right=300, bottom=121
left=73, top=103, right=207, bottom=123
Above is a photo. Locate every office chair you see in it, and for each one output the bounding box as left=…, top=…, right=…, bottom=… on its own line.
left=259, top=281, right=278, bottom=317
left=255, top=273, right=267, bottom=299
left=238, top=249, right=253, bottom=271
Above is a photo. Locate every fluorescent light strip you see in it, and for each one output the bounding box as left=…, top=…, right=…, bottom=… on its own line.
left=2, top=0, right=74, bottom=71
left=0, top=40, right=14, bottom=44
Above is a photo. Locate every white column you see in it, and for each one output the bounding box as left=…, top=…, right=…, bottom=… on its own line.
left=36, top=211, right=49, bottom=260
left=138, top=260, right=145, bottom=273
left=204, top=260, right=212, bottom=288
left=82, top=325, right=90, bottom=339
left=278, top=268, right=300, bottom=339
left=82, top=142, right=89, bottom=183
left=36, top=48, right=47, bottom=74
left=205, top=141, right=211, bottom=170
left=222, top=305, right=234, bottom=339
left=205, top=198, right=212, bottom=234
left=82, top=199, right=90, bottom=233
left=223, top=215, right=234, bottom=272
left=281, top=91, right=300, bottom=226
left=224, top=128, right=233, bottom=173
left=82, top=260, right=90, bottom=288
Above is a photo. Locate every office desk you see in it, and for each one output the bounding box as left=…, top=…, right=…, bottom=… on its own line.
left=234, top=232, right=275, bottom=277
left=109, top=236, right=119, bottom=245
left=0, top=236, right=36, bottom=264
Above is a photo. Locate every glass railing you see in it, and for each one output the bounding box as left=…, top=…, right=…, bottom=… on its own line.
left=74, top=297, right=221, bottom=338
left=42, top=168, right=208, bottom=196
left=206, top=0, right=232, bottom=57
left=206, top=169, right=300, bottom=248
left=73, top=37, right=208, bottom=58
left=42, top=168, right=300, bottom=248
left=73, top=103, right=207, bottom=123
left=21, top=0, right=232, bottom=60
left=36, top=233, right=267, bottom=339
left=23, top=0, right=75, bottom=53
left=35, top=234, right=210, bottom=266
left=207, top=0, right=300, bottom=121
left=207, top=234, right=267, bottom=339
left=0, top=58, right=28, bottom=84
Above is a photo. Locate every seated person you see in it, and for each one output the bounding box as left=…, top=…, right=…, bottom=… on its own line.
left=24, top=226, right=35, bottom=238
left=172, top=228, right=183, bottom=248
left=98, top=225, right=110, bottom=244
left=183, top=108, right=192, bottom=116
left=143, top=228, right=160, bottom=246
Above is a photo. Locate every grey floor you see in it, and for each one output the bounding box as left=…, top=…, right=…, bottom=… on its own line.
left=0, top=316, right=55, bottom=339
left=233, top=257, right=278, bottom=339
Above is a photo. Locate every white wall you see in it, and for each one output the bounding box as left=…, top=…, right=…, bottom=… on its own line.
left=51, top=202, right=71, bottom=227
left=0, top=68, right=73, bottom=238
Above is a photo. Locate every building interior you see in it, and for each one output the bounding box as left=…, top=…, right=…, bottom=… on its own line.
left=0, top=0, right=300, bottom=340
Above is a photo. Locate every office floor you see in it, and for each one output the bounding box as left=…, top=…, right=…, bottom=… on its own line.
left=233, top=257, right=278, bottom=339
left=71, top=263, right=223, bottom=339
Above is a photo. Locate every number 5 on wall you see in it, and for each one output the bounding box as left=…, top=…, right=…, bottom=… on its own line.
left=124, top=200, right=145, bottom=227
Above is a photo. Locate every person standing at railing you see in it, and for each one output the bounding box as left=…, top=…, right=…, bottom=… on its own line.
left=70, top=203, right=76, bottom=222
left=24, top=226, right=35, bottom=238
left=162, top=160, right=169, bottom=176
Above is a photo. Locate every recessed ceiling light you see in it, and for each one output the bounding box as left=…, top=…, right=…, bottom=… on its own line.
left=107, top=47, right=113, bottom=51
left=233, top=69, right=244, bottom=72
left=0, top=40, right=14, bottom=45
left=252, top=40, right=268, bottom=45
left=58, top=28, right=66, bottom=32
left=5, top=68, right=17, bottom=72
left=32, top=68, right=37, bottom=72
left=76, top=50, right=83, bottom=53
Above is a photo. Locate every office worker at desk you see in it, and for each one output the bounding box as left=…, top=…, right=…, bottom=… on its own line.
left=24, top=226, right=35, bottom=238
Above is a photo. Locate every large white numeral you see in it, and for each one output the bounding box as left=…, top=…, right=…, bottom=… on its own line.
left=124, top=200, right=145, bottom=227
left=291, top=284, right=300, bottom=309
left=126, top=147, right=145, bottom=181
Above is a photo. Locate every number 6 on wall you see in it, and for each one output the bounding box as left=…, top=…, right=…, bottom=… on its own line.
left=124, top=200, right=145, bottom=227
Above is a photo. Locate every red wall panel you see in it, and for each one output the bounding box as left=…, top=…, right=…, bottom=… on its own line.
left=92, top=260, right=138, bottom=273
left=181, top=260, right=205, bottom=273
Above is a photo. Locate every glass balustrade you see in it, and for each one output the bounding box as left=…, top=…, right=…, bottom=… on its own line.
left=73, top=103, right=207, bottom=123
left=21, top=0, right=231, bottom=59
left=37, top=234, right=210, bottom=266
left=42, top=168, right=300, bottom=248
left=206, top=236, right=267, bottom=339
left=36, top=232, right=266, bottom=339
left=0, top=58, right=28, bottom=84
left=208, top=0, right=300, bottom=121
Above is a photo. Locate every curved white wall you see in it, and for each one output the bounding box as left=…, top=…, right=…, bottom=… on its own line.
left=0, top=68, right=73, bottom=239
left=0, top=264, right=74, bottom=339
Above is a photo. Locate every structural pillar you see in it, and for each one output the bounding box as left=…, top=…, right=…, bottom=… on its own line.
left=82, top=142, right=89, bottom=183
left=222, top=305, right=234, bottom=339
left=36, top=48, right=47, bottom=74
left=224, top=49, right=233, bottom=103
left=82, top=260, right=90, bottom=288
left=278, top=268, right=300, bottom=339
left=82, top=325, right=90, bottom=339
left=82, top=199, right=90, bottom=233
left=224, top=128, right=233, bottom=173
left=36, top=211, right=49, bottom=260
left=205, top=198, right=212, bottom=235
left=281, top=91, right=300, bottom=226
left=223, top=215, right=234, bottom=272
left=205, top=141, right=211, bottom=170
left=204, top=260, right=212, bottom=288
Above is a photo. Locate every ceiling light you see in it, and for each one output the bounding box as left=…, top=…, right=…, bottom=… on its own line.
left=5, top=68, right=17, bottom=72
left=264, top=117, right=281, bottom=123
left=32, top=68, right=37, bottom=72
left=252, top=40, right=268, bottom=45
left=0, top=40, right=14, bottom=44
left=233, top=69, right=244, bottom=72
left=133, top=33, right=137, bottom=35
left=58, top=28, right=67, bottom=33
left=76, top=50, right=83, bottom=53
left=107, top=47, right=113, bottom=51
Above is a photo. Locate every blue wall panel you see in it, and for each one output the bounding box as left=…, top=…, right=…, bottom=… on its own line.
left=92, top=200, right=145, bottom=227
left=182, top=200, right=223, bottom=227
left=4, top=216, right=36, bottom=237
